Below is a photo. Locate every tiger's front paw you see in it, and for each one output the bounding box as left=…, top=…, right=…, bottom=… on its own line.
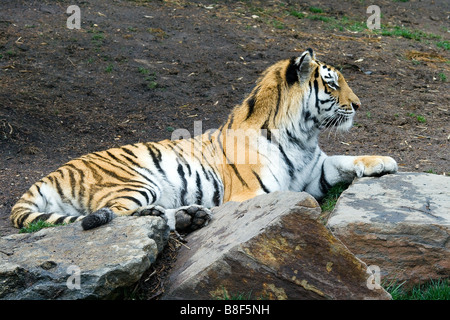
left=353, top=156, right=398, bottom=177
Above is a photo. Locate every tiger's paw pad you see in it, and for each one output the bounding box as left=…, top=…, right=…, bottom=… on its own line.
left=136, top=205, right=166, bottom=220
left=175, top=205, right=212, bottom=232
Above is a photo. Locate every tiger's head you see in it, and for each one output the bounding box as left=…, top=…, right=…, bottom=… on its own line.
left=291, top=48, right=361, bottom=132
left=241, top=48, right=361, bottom=137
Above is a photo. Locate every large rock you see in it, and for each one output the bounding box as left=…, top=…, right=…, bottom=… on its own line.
left=163, top=192, right=391, bottom=300
left=327, top=172, right=449, bottom=287
left=0, top=216, right=169, bottom=300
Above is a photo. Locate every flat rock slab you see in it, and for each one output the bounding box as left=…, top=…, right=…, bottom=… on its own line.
left=0, top=216, right=169, bottom=300
left=163, top=191, right=390, bottom=300
left=327, top=172, right=449, bottom=287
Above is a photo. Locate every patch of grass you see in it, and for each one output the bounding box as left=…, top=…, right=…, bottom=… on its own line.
left=416, top=115, right=426, bottom=123
left=385, top=279, right=450, bottom=300
left=319, top=181, right=351, bottom=213
left=308, top=6, right=323, bottom=13
left=105, top=64, right=114, bottom=73
left=437, top=40, right=450, bottom=50
left=308, top=14, right=333, bottom=23
left=91, top=33, right=105, bottom=41
left=290, top=11, right=367, bottom=32
left=407, top=112, right=426, bottom=123
left=20, top=220, right=66, bottom=233
left=138, top=67, right=150, bottom=75
left=271, top=19, right=285, bottom=29
left=380, top=26, right=440, bottom=41
left=6, top=50, right=17, bottom=57
left=289, top=10, right=305, bottom=19
left=438, top=72, right=447, bottom=82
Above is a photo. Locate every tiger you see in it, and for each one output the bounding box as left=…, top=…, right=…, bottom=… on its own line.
left=10, top=48, right=398, bottom=233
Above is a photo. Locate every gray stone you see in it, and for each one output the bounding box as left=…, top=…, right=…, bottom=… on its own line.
left=327, top=172, right=449, bottom=287
left=0, top=216, right=169, bottom=300
left=163, top=191, right=391, bottom=300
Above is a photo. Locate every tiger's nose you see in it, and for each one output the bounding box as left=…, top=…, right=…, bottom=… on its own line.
left=352, top=102, right=360, bottom=111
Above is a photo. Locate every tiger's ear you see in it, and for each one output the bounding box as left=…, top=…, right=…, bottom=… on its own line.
left=286, top=48, right=316, bottom=85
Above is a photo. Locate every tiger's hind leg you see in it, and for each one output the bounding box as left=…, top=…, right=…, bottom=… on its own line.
left=82, top=203, right=211, bottom=233
left=162, top=205, right=212, bottom=233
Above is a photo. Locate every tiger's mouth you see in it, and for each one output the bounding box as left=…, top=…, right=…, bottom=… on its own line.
left=320, top=109, right=354, bottom=131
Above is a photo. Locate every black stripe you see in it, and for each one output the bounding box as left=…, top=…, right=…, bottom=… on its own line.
left=252, top=170, right=270, bottom=193
left=16, top=212, right=31, bottom=229
left=272, top=83, right=282, bottom=122
left=201, top=165, right=210, bottom=181
left=106, top=150, right=121, bottom=163
left=286, top=56, right=299, bottom=86
left=278, top=144, right=294, bottom=177
left=65, top=163, right=87, bottom=211
left=286, top=129, right=306, bottom=150
left=261, top=119, right=272, bottom=142
left=147, top=144, right=166, bottom=176
left=319, top=161, right=332, bottom=194
left=122, top=147, right=138, bottom=158
left=177, top=163, right=188, bottom=206
left=229, top=163, right=249, bottom=188
left=81, top=159, right=103, bottom=183
left=16, top=199, right=39, bottom=209
left=245, top=92, right=257, bottom=121
left=118, top=187, right=150, bottom=204
left=35, top=213, right=53, bottom=223
left=195, top=171, right=203, bottom=205
left=120, top=195, right=143, bottom=207
left=313, top=79, right=321, bottom=115
left=54, top=216, right=67, bottom=225
left=67, top=167, right=77, bottom=199
left=209, top=171, right=221, bottom=206
left=320, top=75, right=331, bottom=94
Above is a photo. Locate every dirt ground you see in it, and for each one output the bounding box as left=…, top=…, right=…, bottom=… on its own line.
left=0, top=0, right=448, bottom=239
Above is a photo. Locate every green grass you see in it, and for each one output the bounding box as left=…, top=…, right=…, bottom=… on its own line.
left=289, top=10, right=305, bottom=19
left=308, top=6, right=323, bottom=13
left=438, top=72, right=447, bottom=82
left=380, top=26, right=440, bottom=41
left=138, top=67, right=150, bottom=75
left=437, top=40, right=450, bottom=50
left=19, top=220, right=66, bottom=233
left=105, top=64, right=114, bottom=73
left=287, top=8, right=445, bottom=50
left=144, top=72, right=158, bottom=89
left=319, top=181, right=351, bottom=212
left=288, top=10, right=367, bottom=32
left=385, top=279, right=450, bottom=300
left=407, top=113, right=427, bottom=123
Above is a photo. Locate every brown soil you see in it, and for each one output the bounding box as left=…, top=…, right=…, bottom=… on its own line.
left=0, top=0, right=448, bottom=241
